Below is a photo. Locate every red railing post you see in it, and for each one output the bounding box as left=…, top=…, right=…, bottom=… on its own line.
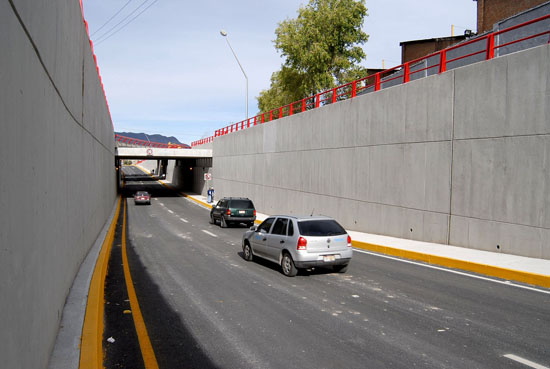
left=403, top=62, right=410, bottom=83
left=261, top=113, right=265, bottom=123
left=439, top=49, right=447, bottom=73
left=315, top=94, right=320, bottom=108
left=352, top=80, right=357, bottom=98
left=332, top=88, right=337, bottom=103
left=279, top=106, right=283, bottom=118
left=302, top=99, right=306, bottom=112
left=254, top=116, right=257, bottom=126
left=269, top=110, right=273, bottom=121
left=486, top=33, right=495, bottom=60
left=374, top=73, right=381, bottom=91
left=289, top=104, right=293, bottom=116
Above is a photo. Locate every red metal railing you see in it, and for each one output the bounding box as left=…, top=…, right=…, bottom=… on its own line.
left=191, top=14, right=550, bottom=147
left=115, top=134, right=188, bottom=148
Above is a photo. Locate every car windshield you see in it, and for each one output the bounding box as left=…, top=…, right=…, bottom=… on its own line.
left=230, top=200, right=254, bottom=208
left=297, top=219, right=346, bottom=236
left=136, top=192, right=148, bottom=196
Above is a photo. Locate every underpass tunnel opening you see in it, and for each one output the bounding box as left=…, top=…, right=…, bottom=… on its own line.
left=175, top=159, right=197, bottom=191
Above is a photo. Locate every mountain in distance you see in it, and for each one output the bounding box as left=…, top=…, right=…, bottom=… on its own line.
left=116, top=132, right=189, bottom=147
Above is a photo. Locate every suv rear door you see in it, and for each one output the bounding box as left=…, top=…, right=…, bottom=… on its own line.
left=212, top=199, right=227, bottom=220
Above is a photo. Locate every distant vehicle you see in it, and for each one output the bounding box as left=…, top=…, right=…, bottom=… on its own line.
left=134, top=191, right=151, bottom=205
left=210, top=197, right=256, bottom=228
left=242, top=215, right=352, bottom=277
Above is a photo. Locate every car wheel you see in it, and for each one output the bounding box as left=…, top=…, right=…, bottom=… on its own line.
left=209, top=215, right=215, bottom=224
left=220, top=216, right=228, bottom=228
left=243, top=242, right=253, bottom=261
left=333, top=264, right=349, bottom=273
left=281, top=253, right=298, bottom=277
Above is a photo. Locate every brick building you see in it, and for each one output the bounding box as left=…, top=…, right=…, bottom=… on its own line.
left=475, top=0, right=549, bottom=33
left=400, top=36, right=468, bottom=64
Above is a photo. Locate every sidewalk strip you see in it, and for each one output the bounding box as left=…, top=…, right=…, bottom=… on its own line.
left=352, top=240, right=550, bottom=289
left=79, top=196, right=121, bottom=369
left=121, top=200, right=160, bottom=369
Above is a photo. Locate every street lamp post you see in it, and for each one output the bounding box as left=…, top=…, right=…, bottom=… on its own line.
left=220, top=30, right=248, bottom=119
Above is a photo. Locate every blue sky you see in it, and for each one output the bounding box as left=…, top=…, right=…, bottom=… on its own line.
left=82, top=0, right=477, bottom=145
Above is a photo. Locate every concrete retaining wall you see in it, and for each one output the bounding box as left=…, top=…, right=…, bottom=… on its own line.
left=0, top=1, right=116, bottom=368
left=212, top=44, right=550, bottom=259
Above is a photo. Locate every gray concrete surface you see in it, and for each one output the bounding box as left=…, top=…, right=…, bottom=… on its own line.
left=0, top=1, right=116, bottom=368
left=114, top=172, right=550, bottom=368
left=211, top=44, right=550, bottom=260
left=116, top=146, right=211, bottom=159
left=47, top=200, right=118, bottom=369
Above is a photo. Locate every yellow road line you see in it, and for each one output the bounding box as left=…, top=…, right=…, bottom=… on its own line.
left=352, top=240, right=550, bottom=289
left=80, top=196, right=121, bottom=369
left=121, top=199, right=160, bottom=369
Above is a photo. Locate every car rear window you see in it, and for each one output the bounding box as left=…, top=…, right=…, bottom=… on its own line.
left=297, top=219, right=346, bottom=236
left=230, top=200, right=254, bottom=208
left=136, top=192, right=148, bottom=196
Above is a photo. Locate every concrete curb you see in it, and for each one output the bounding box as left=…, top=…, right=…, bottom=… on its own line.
left=79, top=196, right=121, bottom=369
left=48, top=197, right=121, bottom=369
left=351, top=240, right=550, bottom=288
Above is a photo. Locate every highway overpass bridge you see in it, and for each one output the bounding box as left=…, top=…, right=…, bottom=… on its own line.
left=115, top=147, right=212, bottom=160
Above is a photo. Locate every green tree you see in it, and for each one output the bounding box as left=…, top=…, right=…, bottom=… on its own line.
left=258, top=0, right=369, bottom=113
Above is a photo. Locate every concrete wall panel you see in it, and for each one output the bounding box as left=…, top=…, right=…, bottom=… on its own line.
left=1, top=2, right=115, bottom=368
left=452, top=135, right=550, bottom=228
left=454, top=45, right=550, bottom=139
left=450, top=215, right=550, bottom=259
left=13, top=0, right=84, bottom=121
left=212, top=44, right=549, bottom=260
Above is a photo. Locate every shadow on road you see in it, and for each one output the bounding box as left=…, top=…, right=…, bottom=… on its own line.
left=124, top=205, right=221, bottom=369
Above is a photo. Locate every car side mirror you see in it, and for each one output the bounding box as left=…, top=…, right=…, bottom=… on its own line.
left=250, top=225, right=257, bottom=231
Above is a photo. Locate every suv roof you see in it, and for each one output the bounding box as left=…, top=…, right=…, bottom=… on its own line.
left=222, top=197, right=251, bottom=200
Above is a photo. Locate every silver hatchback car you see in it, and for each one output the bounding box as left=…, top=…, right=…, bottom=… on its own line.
left=242, top=215, right=352, bottom=277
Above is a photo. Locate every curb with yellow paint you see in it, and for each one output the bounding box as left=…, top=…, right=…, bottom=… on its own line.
left=79, top=196, right=121, bottom=369
left=132, top=165, right=550, bottom=288
left=351, top=240, right=550, bottom=289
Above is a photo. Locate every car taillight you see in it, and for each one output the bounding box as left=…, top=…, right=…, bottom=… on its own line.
left=347, top=235, right=352, bottom=247
left=226, top=209, right=231, bottom=215
left=253, top=210, right=256, bottom=216
left=297, top=237, right=307, bottom=250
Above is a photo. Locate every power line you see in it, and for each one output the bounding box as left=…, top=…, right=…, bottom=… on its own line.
left=90, top=0, right=134, bottom=37
left=94, top=0, right=158, bottom=45
left=93, top=0, right=151, bottom=42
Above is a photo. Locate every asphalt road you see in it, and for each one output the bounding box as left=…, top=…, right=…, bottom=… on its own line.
left=114, top=166, right=550, bottom=369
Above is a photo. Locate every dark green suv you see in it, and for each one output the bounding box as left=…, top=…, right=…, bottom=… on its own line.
left=210, top=197, right=256, bottom=228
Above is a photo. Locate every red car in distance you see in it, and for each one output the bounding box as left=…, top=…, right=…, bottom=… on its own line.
left=134, top=191, right=151, bottom=205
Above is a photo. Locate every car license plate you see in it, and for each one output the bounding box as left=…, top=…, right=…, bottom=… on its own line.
left=239, top=210, right=245, bottom=214
left=323, top=255, right=335, bottom=262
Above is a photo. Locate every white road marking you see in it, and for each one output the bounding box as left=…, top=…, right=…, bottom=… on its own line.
left=202, top=230, right=218, bottom=238
left=159, top=203, right=164, bottom=206
left=167, top=209, right=174, bottom=214
left=503, top=354, right=549, bottom=369
left=353, top=249, right=550, bottom=295
left=180, top=218, right=188, bottom=223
